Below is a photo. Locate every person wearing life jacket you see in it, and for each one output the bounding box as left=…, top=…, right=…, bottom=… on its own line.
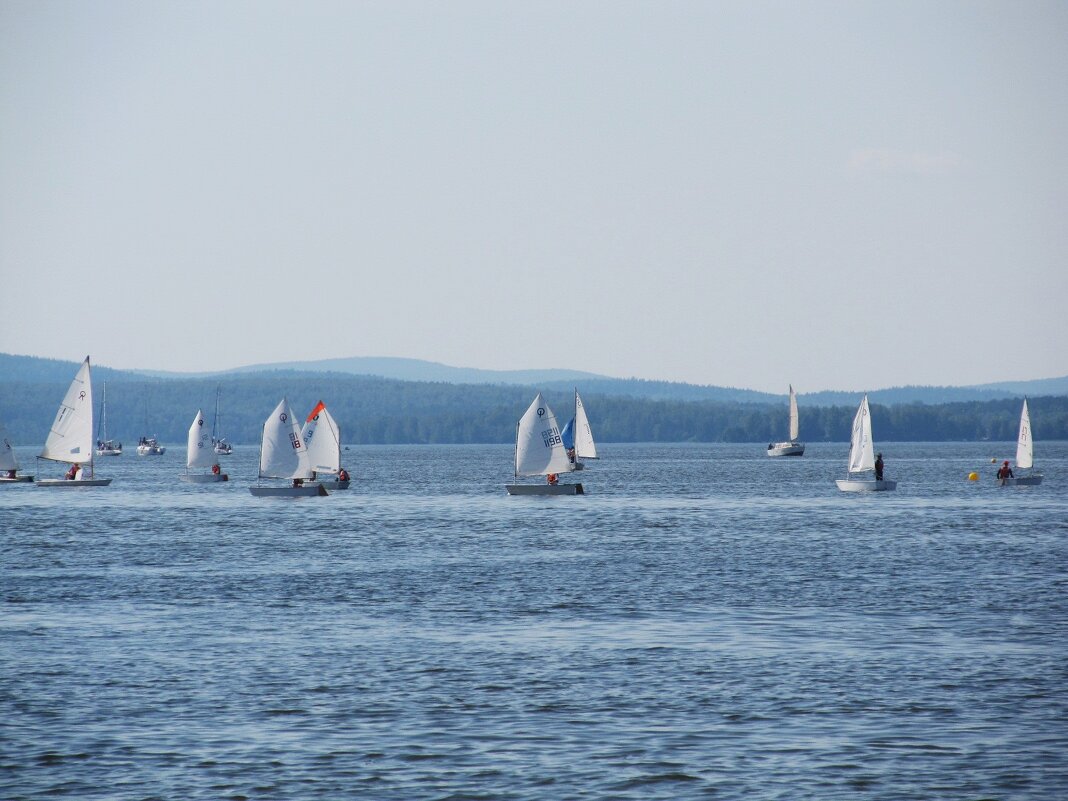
left=338, top=467, right=349, bottom=482
left=211, top=463, right=221, bottom=476
left=65, top=463, right=79, bottom=480
left=874, top=453, right=884, bottom=481
left=547, top=473, right=558, bottom=485
left=997, top=460, right=1014, bottom=480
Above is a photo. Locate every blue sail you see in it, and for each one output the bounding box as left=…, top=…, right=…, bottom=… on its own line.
left=561, top=417, right=576, bottom=450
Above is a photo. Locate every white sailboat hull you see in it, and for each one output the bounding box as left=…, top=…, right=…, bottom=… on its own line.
left=181, top=473, right=229, bottom=483
left=767, top=441, right=805, bottom=457
left=137, top=445, right=166, bottom=455
left=315, top=479, right=350, bottom=490
left=0, top=475, right=34, bottom=483
left=36, top=478, right=113, bottom=487
left=95, top=449, right=123, bottom=457
left=249, top=484, right=328, bottom=497
left=214, top=444, right=233, bottom=455
left=836, top=478, right=896, bottom=492
left=999, top=474, right=1043, bottom=487
left=506, top=483, right=584, bottom=496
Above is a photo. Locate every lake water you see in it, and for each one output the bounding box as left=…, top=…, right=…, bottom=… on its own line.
left=2, top=442, right=1066, bottom=800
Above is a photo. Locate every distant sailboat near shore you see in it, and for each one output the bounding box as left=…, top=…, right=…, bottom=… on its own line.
left=94, top=381, right=122, bottom=456
left=767, top=385, right=805, bottom=457
left=212, top=386, right=233, bottom=455
left=836, top=395, right=895, bottom=492
left=0, top=418, right=33, bottom=483
left=36, top=356, right=112, bottom=487
left=506, top=393, right=582, bottom=496
left=999, top=399, right=1043, bottom=487
left=181, top=409, right=228, bottom=483
left=249, top=398, right=327, bottom=497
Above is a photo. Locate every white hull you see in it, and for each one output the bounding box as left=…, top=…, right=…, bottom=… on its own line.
left=767, top=441, right=805, bottom=457
left=137, top=446, right=166, bottom=456
left=181, top=473, right=229, bottom=483
left=315, top=479, right=350, bottom=490
left=95, top=449, right=123, bottom=457
left=506, top=483, right=584, bottom=496
left=214, top=445, right=233, bottom=455
left=36, top=478, right=113, bottom=487
left=0, top=475, right=34, bottom=483
left=999, top=475, right=1043, bottom=487
left=249, top=484, right=329, bottom=497
left=836, top=478, right=897, bottom=492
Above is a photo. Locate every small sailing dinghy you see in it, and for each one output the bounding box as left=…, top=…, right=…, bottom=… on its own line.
left=999, top=399, right=1043, bottom=487
left=249, top=398, right=328, bottom=497
left=0, top=418, right=33, bottom=483
left=36, top=356, right=112, bottom=487
left=212, top=386, right=233, bottom=455
left=506, top=392, right=583, bottom=495
left=94, top=381, right=123, bottom=456
left=301, top=401, right=350, bottom=490
left=560, top=389, right=598, bottom=471
left=835, top=395, right=895, bottom=492
left=767, top=384, right=805, bottom=457
left=181, top=409, right=228, bottom=483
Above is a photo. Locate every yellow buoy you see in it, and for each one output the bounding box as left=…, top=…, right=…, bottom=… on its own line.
left=968, top=472, right=979, bottom=481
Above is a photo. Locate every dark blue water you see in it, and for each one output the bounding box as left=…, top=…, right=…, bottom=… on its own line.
left=2, top=442, right=1066, bottom=800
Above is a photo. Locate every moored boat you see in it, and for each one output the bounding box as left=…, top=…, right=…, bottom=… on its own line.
left=767, top=384, right=805, bottom=457
left=94, top=381, right=123, bottom=456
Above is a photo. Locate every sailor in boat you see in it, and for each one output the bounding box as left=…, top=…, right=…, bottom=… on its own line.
left=875, top=453, right=884, bottom=481
left=65, top=464, right=80, bottom=481
left=338, top=467, right=349, bottom=482
left=547, top=473, right=559, bottom=485
left=6, top=469, right=15, bottom=479
left=292, top=478, right=304, bottom=488
left=211, top=463, right=221, bottom=476
left=996, top=460, right=1014, bottom=480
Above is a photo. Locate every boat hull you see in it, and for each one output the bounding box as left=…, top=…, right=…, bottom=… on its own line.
left=315, top=479, right=350, bottom=490
left=249, top=484, right=329, bottom=497
left=836, top=478, right=896, bottom=492
left=181, top=473, right=229, bottom=483
left=999, top=475, right=1043, bottom=487
left=137, top=447, right=166, bottom=456
left=95, top=450, right=123, bottom=457
left=506, top=483, right=585, bottom=496
left=767, top=442, right=805, bottom=457
left=0, top=475, right=34, bottom=483
left=36, top=478, right=113, bottom=487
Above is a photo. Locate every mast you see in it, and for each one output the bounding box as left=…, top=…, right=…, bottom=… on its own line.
left=213, top=385, right=221, bottom=443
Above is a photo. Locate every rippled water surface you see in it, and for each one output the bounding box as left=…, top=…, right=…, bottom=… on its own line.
left=3, top=442, right=1066, bottom=800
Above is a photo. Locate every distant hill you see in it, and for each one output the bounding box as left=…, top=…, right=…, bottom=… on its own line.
left=1, top=352, right=1065, bottom=406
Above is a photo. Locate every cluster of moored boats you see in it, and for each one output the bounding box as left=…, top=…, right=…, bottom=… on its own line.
left=0, top=357, right=1046, bottom=496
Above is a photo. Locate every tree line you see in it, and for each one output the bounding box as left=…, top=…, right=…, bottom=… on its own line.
left=1, top=372, right=1066, bottom=446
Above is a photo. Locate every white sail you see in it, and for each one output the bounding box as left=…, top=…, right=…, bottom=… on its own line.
left=846, top=395, right=875, bottom=473
left=0, top=419, right=18, bottom=471
left=1015, top=399, right=1033, bottom=470
left=301, top=401, right=341, bottom=475
left=259, top=398, right=313, bottom=479
left=186, top=409, right=216, bottom=469
left=515, top=393, right=574, bottom=477
left=40, top=356, right=94, bottom=464
left=788, top=384, right=799, bottom=441
left=574, top=391, right=598, bottom=459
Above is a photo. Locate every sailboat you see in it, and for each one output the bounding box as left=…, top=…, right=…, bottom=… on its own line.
left=767, top=384, right=805, bottom=457
left=136, top=393, right=166, bottom=455
left=505, top=392, right=583, bottom=495
left=560, top=389, right=598, bottom=470
left=212, top=386, right=233, bottom=455
left=95, top=381, right=122, bottom=456
left=35, top=356, right=112, bottom=487
left=181, top=409, right=228, bottom=483
left=301, top=400, right=350, bottom=490
left=0, top=418, right=33, bottom=483
left=999, top=399, right=1043, bottom=486
left=249, top=398, right=328, bottom=497
left=835, top=395, right=895, bottom=492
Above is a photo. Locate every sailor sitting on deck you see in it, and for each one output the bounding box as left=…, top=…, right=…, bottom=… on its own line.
left=546, top=473, right=558, bottom=485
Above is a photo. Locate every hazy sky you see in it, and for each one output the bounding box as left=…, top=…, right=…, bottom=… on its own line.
left=2, top=1, right=1066, bottom=393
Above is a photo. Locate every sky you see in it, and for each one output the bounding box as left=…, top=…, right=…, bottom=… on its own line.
left=1, top=1, right=1066, bottom=394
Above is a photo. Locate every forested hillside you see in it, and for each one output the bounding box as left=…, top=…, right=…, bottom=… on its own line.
left=2, top=371, right=1066, bottom=446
